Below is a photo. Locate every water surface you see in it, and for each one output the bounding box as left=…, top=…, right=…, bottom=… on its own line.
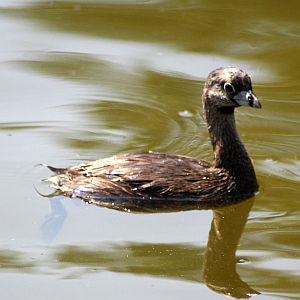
left=0, top=1, right=299, bottom=299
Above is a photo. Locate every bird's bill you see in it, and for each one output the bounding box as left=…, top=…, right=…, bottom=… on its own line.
left=233, top=91, right=261, bottom=108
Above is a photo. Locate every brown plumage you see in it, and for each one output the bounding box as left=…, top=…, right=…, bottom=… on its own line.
left=45, top=67, right=261, bottom=210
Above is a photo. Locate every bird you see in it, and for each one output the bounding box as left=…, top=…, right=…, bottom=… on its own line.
left=44, top=67, right=261, bottom=210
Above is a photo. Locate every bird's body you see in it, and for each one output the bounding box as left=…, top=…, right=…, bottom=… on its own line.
left=45, top=67, right=261, bottom=209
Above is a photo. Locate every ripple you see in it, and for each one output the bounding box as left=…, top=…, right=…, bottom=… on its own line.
left=257, top=159, right=300, bottom=182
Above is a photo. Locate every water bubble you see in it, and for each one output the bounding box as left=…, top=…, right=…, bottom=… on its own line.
left=178, top=110, right=193, bottom=117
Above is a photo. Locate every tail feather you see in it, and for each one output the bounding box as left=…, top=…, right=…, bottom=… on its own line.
left=41, top=164, right=67, bottom=175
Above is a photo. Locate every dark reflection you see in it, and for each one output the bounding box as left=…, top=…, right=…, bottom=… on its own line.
left=41, top=195, right=259, bottom=298
left=59, top=192, right=253, bottom=213
left=203, top=197, right=260, bottom=298
left=4, top=1, right=299, bottom=78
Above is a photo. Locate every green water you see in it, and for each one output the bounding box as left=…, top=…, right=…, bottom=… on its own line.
left=0, top=1, right=299, bottom=299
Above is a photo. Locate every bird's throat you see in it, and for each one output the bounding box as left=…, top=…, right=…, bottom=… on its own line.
left=206, top=108, right=250, bottom=171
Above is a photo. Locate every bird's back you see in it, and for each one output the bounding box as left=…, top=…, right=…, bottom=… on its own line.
left=46, top=152, right=238, bottom=203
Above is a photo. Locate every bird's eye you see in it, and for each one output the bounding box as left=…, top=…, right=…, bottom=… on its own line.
left=224, top=82, right=235, bottom=93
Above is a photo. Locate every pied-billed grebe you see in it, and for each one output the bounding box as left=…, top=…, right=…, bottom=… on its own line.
left=45, top=67, right=261, bottom=206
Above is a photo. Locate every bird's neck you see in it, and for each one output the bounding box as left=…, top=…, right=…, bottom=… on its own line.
left=205, top=106, right=254, bottom=173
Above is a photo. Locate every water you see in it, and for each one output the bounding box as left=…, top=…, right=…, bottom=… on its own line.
left=0, top=1, right=299, bottom=299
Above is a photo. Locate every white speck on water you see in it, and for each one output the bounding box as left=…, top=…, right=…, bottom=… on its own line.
left=179, top=110, right=193, bottom=117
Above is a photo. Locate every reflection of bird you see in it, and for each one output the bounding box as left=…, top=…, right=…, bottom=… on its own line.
left=40, top=199, right=67, bottom=245
left=45, top=67, right=261, bottom=206
left=203, top=198, right=260, bottom=298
